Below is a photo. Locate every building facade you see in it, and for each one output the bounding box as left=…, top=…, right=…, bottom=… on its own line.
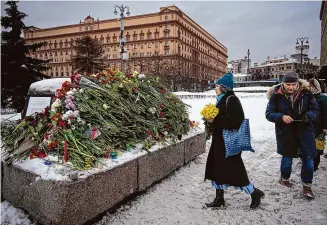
left=320, top=1, right=327, bottom=77
left=228, top=57, right=251, bottom=74
left=24, top=5, right=227, bottom=85
left=250, top=55, right=319, bottom=81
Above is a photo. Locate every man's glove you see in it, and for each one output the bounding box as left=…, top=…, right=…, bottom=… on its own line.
left=301, top=115, right=309, bottom=124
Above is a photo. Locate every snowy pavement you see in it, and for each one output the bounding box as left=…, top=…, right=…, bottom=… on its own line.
left=2, top=93, right=327, bottom=225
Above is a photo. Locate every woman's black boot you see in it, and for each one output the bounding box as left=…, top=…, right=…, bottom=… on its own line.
left=205, top=189, right=225, bottom=208
left=250, top=188, right=265, bottom=209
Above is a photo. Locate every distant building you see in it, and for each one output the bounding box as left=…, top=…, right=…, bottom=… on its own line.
left=320, top=0, right=327, bottom=77
left=228, top=56, right=251, bottom=74
left=310, top=57, right=320, bottom=67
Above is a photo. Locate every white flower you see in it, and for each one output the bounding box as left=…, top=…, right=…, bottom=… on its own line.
left=77, top=117, right=85, bottom=125
left=66, top=91, right=74, bottom=96
left=148, top=107, right=156, bottom=114
left=163, top=131, right=168, bottom=136
left=73, top=110, right=80, bottom=117
left=138, top=74, right=146, bottom=79
left=79, top=89, right=84, bottom=93
left=72, top=88, right=78, bottom=92
left=103, top=104, right=109, bottom=110
left=52, top=99, right=61, bottom=108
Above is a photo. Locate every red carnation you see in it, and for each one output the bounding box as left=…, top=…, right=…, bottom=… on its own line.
left=37, top=151, right=47, bottom=159
left=147, top=131, right=153, bottom=136
left=160, top=89, right=166, bottom=94
left=159, top=112, right=164, bottom=118
left=160, top=104, right=165, bottom=108
left=58, top=120, right=66, bottom=128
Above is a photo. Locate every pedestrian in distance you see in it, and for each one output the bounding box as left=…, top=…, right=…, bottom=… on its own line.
left=308, top=78, right=327, bottom=170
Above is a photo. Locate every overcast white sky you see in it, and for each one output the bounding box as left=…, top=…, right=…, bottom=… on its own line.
left=1, top=1, right=323, bottom=64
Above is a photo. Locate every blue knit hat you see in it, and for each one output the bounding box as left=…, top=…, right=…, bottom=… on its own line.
left=215, top=72, right=234, bottom=90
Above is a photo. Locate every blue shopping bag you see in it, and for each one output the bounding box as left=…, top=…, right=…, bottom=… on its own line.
left=221, top=95, right=255, bottom=158
left=223, top=119, right=255, bottom=158
left=223, top=119, right=254, bottom=158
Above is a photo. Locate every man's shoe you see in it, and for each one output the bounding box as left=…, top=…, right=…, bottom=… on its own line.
left=279, top=178, right=293, bottom=187
left=302, top=186, right=314, bottom=199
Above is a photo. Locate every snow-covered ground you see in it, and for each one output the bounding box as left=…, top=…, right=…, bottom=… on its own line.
left=2, top=92, right=327, bottom=225
left=1, top=113, right=21, bottom=122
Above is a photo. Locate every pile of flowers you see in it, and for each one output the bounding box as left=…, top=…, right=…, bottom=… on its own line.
left=316, top=134, right=326, bottom=151
left=200, top=103, right=219, bottom=140
left=1, top=69, right=191, bottom=170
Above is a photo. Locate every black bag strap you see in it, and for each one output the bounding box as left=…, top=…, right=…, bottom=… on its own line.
left=225, top=95, right=236, bottom=111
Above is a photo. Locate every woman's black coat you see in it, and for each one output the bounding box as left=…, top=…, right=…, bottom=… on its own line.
left=204, top=91, right=250, bottom=187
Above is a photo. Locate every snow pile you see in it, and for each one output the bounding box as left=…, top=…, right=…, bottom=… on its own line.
left=1, top=113, right=21, bottom=122
left=28, top=78, right=70, bottom=94
left=0, top=201, right=35, bottom=225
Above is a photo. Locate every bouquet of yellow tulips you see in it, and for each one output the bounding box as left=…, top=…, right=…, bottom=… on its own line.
left=200, top=104, right=219, bottom=122
left=200, top=103, right=219, bottom=140
left=316, top=134, right=326, bottom=151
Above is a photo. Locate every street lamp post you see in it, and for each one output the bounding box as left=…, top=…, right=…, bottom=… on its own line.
left=296, top=37, right=309, bottom=79
left=114, top=4, right=130, bottom=73
left=247, top=49, right=250, bottom=81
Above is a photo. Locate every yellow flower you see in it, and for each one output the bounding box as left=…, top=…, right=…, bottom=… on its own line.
left=200, top=104, right=219, bottom=121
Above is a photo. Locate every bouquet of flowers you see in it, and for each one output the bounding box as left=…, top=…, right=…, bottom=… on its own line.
left=200, top=104, right=219, bottom=122
left=316, top=134, right=326, bottom=151
left=200, top=104, right=219, bottom=140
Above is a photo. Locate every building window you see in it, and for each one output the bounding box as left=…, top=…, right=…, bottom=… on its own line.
left=141, top=43, right=144, bottom=49
left=164, top=32, right=168, bottom=38
left=133, top=35, right=137, bottom=41
left=155, top=42, right=159, bottom=48
left=148, top=43, right=151, bottom=48
left=140, top=35, right=144, bottom=40
left=287, top=66, right=291, bottom=69
left=165, top=50, right=169, bottom=55
left=66, top=71, right=69, bottom=76
left=164, top=41, right=168, bottom=46
left=165, top=15, right=168, bottom=20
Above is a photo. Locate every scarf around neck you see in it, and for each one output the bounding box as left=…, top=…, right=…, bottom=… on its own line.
left=281, top=83, right=301, bottom=107
left=216, top=93, right=226, bottom=106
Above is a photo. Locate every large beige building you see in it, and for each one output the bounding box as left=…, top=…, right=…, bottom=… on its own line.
left=320, top=1, right=327, bottom=76
left=24, top=5, right=228, bottom=83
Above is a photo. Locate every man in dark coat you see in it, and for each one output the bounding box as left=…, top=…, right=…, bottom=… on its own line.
left=309, top=78, right=327, bottom=170
left=205, top=72, right=264, bottom=209
left=265, top=71, right=318, bottom=199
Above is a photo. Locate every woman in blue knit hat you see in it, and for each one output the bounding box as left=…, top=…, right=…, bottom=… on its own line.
left=204, top=72, right=265, bottom=209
